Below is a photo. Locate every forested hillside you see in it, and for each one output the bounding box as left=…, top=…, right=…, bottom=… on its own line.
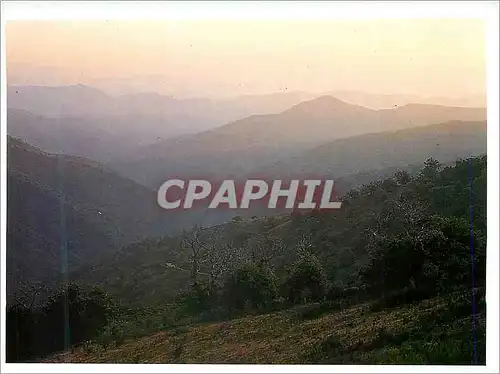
left=7, top=155, right=486, bottom=364
left=74, top=156, right=486, bottom=306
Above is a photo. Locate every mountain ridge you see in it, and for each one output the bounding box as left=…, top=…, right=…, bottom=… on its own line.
left=110, top=96, right=486, bottom=186
left=6, top=136, right=180, bottom=298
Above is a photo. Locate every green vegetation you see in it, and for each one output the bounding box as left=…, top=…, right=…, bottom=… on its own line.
left=222, top=264, right=279, bottom=311
left=6, top=283, right=114, bottom=362
left=42, top=290, right=485, bottom=364
left=7, top=155, right=487, bottom=364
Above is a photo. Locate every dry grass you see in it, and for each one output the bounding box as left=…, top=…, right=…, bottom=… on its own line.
left=43, top=295, right=468, bottom=364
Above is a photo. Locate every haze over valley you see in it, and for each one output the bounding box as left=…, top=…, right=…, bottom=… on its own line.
left=4, top=16, right=490, bottom=365
left=6, top=86, right=487, bottom=293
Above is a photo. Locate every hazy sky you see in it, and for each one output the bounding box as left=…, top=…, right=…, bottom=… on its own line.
left=6, top=19, right=486, bottom=98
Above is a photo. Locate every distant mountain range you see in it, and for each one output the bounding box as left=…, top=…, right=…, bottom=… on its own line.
left=7, top=85, right=315, bottom=145
left=8, top=84, right=317, bottom=119
left=110, top=96, right=486, bottom=187
left=7, top=63, right=486, bottom=108
left=7, top=85, right=486, bottom=169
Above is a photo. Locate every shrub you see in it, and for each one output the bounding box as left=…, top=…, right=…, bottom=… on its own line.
left=284, top=253, right=328, bottom=304
left=222, top=264, right=278, bottom=311
left=6, top=283, right=114, bottom=362
left=175, top=282, right=215, bottom=315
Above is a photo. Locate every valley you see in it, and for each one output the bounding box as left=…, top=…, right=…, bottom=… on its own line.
left=5, top=86, right=488, bottom=365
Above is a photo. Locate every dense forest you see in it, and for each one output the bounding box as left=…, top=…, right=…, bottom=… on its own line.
left=7, top=155, right=486, bottom=364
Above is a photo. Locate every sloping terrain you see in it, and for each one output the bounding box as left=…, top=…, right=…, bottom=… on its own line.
left=72, top=155, right=487, bottom=308
left=8, top=155, right=487, bottom=364
left=6, top=137, right=173, bottom=298
left=263, top=120, right=487, bottom=178
left=44, top=291, right=485, bottom=364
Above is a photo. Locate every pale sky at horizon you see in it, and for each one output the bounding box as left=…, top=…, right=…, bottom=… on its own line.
left=6, top=19, right=486, bottom=98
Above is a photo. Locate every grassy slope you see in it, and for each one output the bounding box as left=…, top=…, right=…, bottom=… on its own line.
left=44, top=291, right=485, bottom=364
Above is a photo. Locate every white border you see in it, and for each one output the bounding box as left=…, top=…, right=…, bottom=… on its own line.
left=1, top=1, right=499, bottom=373
left=0, top=0, right=498, bottom=20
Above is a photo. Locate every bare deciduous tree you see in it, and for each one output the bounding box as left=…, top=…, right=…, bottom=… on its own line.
left=171, top=225, right=242, bottom=289
left=246, top=232, right=286, bottom=267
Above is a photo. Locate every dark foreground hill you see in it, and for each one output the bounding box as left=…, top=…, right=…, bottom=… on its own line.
left=6, top=137, right=174, bottom=299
